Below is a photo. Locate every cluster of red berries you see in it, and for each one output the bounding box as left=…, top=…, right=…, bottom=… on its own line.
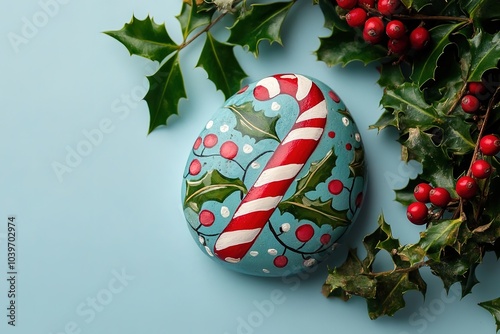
left=461, top=81, right=489, bottom=113
left=336, top=0, right=430, bottom=55
left=407, top=133, right=500, bottom=225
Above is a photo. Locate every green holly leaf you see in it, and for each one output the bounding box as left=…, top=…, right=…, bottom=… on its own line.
left=402, top=128, right=456, bottom=190
left=395, top=178, right=424, bottom=206
left=104, top=15, right=178, bottom=62
left=419, top=217, right=464, bottom=261
left=294, top=149, right=337, bottom=194
left=410, top=23, right=464, bottom=87
left=144, top=53, right=186, bottom=133
left=468, top=30, right=500, bottom=82
left=227, top=1, right=294, bottom=56
left=197, top=32, right=247, bottom=99
left=176, top=0, right=212, bottom=40
left=377, top=63, right=408, bottom=89
left=322, top=249, right=377, bottom=300
left=184, top=170, right=247, bottom=213
left=369, top=109, right=398, bottom=132
left=317, top=0, right=350, bottom=32
left=228, top=102, right=280, bottom=143
left=278, top=196, right=349, bottom=229
left=362, top=214, right=398, bottom=268
left=399, top=244, right=426, bottom=267
left=479, top=297, right=500, bottom=332
left=367, top=271, right=423, bottom=319
left=442, top=115, right=475, bottom=155
left=316, top=29, right=388, bottom=67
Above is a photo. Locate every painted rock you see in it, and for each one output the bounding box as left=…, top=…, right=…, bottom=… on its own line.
left=181, top=73, right=366, bottom=276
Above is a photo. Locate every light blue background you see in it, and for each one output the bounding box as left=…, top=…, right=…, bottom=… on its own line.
left=1, top=1, right=499, bottom=334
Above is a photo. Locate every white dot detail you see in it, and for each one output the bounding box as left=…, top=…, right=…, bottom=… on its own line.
left=267, top=249, right=278, bottom=256
left=262, top=269, right=270, bottom=274
left=271, top=102, right=281, bottom=111
left=243, top=144, right=253, bottom=154
left=342, top=117, right=350, bottom=127
left=205, top=246, right=214, bottom=257
left=220, top=206, right=230, bottom=218
left=198, top=236, right=204, bottom=244
left=355, top=133, right=361, bottom=142
left=206, top=120, right=214, bottom=129
left=220, top=124, right=229, bottom=133
left=250, top=251, right=259, bottom=257
left=280, top=223, right=291, bottom=233
left=304, top=258, right=316, bottom=267
left=251, top=162, right=261, bottom=169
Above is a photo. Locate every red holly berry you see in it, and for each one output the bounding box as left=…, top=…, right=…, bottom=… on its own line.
left=346, top=8, right=367, bottom=28
left=410, top=27, right=430, bottom=50
left=363, top=17, right=385, bottom=44
left=456, top=176, right=478, bottom=199
left=429, top=187, right=451, bottom=207
left=414, top=182, right=433, bottom=203
left=461, top=94, right=480, bottom=113
left=336, top=0, right=357, bottom=9
left=406, top=202, right=428, bottom=225
left=471, top=159, right=492, bottom=179
left=388, top=36, right=409, bottom=54
left=377, top=0, right=401, bottom=16
left=358, top=0, right=375, bottom=8
left=480, top=134, right=500, bottom=156
left=273, top=255, right=288, bottom=268
left=296, top=224, right=315, bottom=242
left=386, top=20, right=406, bottom=39
left=468, top=82, right=487, bottom=97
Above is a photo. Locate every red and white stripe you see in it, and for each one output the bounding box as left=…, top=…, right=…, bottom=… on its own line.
left=214, top=74, right=328, bottom=263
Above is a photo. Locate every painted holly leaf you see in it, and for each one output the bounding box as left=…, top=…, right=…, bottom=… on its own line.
left=317, top=0, right=350, bottom=32
left=367, top=271, right=423, bottom=319
left=228, top=102, right=280, bottom=143
left=104, top=15, right=178, bottom=62
left=316, top=29, right=388, bottom=67
left=197, top=32, right=247, bottom=99
left=349, top=146, right=364, bottom=178
left=419, top=217, right=464, bottom=261
left=468, top=30, right=500, bottom=82
left=479, top=297, right=500, bottom=332
left=278, top=196, right=349, bottom=228
left=411, top=23, right=464, bottom=88
left=295, top=149, right=337, bottom=195
left=322, top=249, right=377, bottom=300
left=184, top=170, right=247, bottom=213
left=227, top=1, right=294, bottom=56
left=176, top=0, right=212, bottom=40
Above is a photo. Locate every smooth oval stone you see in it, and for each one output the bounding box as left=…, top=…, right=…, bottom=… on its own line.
left=181, top=73, right=366, bottom=277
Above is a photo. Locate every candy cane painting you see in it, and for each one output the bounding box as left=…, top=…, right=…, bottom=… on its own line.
left=182, top=74, right=365, bottom=276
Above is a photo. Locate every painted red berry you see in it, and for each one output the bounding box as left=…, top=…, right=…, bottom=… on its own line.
left=456, top=176, right=478, bottom=199
left=320, top=234, right=332, bottom=245
left=273, top=255, right=288, bottom=268
left=203, top=134, right=218, bottom=148
left=363, top=17, right=385, bottom=44
left=388, top=36, right=409, bottom=54
left=199, top=210, right=215, bottom=227
left=386, top=20, right=406, bottom=39
left=220, top=141, right=238, bottom=160
left=471, top=159, right=492, bottom=179
left=193, top=136, right=202, bottom=150
left=296, top=224, right=315, bottom=242
left=346, top=8, right=367, bottom=28
left=336, top=0, right=357, bottom=9
left=410, top=27, right=430, bottom=50
left=429, top=187, right=451, bottom=207
left=480, top=134, right=500, bottom=156
left=328, top=179, right=344, bottom=195
left=461, top=94, right=480, bottom=113
left=189, top=159, right=202, bottom=175
left=358, top=0, right=375, bottom=8
left=406, top=202, right=428, bottom=225
left=468, top=82, right=487, bottom=97
left=377, top=0, right=401, bottom=16
left=414, top=183, right=433, bottom=203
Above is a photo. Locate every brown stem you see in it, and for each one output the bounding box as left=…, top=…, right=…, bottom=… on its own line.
left=179, top=12, right=227, bottom=50
left=447, top=82, right=468, bottom=115
left=393, top=14, right=472, bottom=23
left=365, top=260, right=430, bottom=277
